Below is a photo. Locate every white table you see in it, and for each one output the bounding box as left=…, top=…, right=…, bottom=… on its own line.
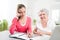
left=0, top=30, right=50, bottom=40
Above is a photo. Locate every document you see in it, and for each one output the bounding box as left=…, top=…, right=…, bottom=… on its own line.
left=9, top=32, right=33, bottom=40
left=9, top=32, right=25, bottom=38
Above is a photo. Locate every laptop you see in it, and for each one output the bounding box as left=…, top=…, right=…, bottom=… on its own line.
left=49, top=25, right=60, bottom=40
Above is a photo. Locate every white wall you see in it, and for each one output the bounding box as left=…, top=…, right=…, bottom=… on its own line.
left=29, top=0, right=55, bottom=20
left=0, top=0, right=8, bottom=21
left=51, top=1, right=60, bottom=22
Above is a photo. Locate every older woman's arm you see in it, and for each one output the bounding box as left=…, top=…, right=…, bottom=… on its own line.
left=44, top=31, right=52, bottom=36
left=33, top=27, right=44, bottom=36
left=33, top=27, right=37, bottom=34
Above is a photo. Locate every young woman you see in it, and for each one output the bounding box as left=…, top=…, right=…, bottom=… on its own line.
left=9, top=4, right=32, bottom=38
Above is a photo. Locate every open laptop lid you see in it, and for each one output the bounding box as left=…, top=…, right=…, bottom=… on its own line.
left=49, top=25, right=60, bottom=40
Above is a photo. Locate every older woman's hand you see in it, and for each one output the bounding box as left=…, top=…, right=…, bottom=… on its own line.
left=44, top=32, right=52, bottom=36
left=36, top=31, right=44, bottom=36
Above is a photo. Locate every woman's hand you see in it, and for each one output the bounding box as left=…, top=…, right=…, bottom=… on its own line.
left=27, top=33, right=32, bottom=38
left=33, top=28, right=44, bottom=36
left=44, top=32, right=52, bottom=36
left=36, top=31, right=44, bottom=36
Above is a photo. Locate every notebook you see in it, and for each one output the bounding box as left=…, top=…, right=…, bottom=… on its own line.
left=9, top=32, right=33, bottom=40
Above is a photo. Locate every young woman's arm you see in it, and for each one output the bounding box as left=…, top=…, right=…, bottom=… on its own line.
left=27, top=17, right=32, bottom=38
left=9, top=18, right=17, bottom=34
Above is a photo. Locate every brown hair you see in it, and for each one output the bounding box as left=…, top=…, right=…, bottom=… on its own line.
left=17, top=4, right=26, bottom=11
left=17, top=4, right=26, bottom=21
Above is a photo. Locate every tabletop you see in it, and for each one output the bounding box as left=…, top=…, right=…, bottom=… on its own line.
left=0, top=30, right=50, bottom=40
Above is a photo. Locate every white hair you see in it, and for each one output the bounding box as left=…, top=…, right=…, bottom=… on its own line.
left=40, top=9, right=49, bottom=15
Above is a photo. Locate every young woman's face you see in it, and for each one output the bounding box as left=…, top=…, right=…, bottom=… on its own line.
left=17, top=7, right=26, bottom=17
left=39, top=12, right=48, bottom=20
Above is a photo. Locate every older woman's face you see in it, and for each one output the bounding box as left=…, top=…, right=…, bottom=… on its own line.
left=39, top=12, right=48, bottom=20
left=17, top=7, right=26, bottom=17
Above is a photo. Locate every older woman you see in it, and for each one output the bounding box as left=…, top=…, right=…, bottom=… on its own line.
left=33, top=9, right=55, bottom=36
left=9, top=4, right=32, bottom=38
